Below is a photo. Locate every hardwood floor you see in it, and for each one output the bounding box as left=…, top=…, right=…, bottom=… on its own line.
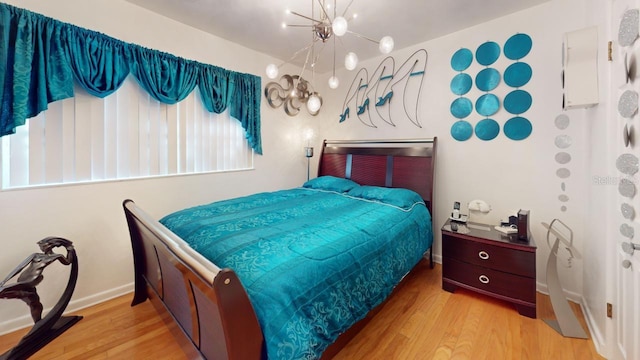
left=0, top=261, right=603, bottom=359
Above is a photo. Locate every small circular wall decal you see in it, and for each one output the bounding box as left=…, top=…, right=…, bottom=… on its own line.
left=616, top=153, right=639, bottom=175
left=503, top=117, right=532, bottom=140
left=504, top=90, right=532, bottom=114
left=618, top=89, right=638, bottom=118
left=619, top=9, right=639, bottom=47
left=558, top=194, right=569, bottom=202
left=451, top=97, right=473, bottom=118
left=475, top=119, right=500, bottom=140
left=619, top=178, right=636, bottom=198
left=451, top=120, right=473, bottom=141
left=621, top=203, right=635, bottom=220
left=561, top=205, right=567, bottom=212
left=450, top=73, right=473, bottom=95
left=476, top=41, right=501, bottom=66
left=556, top=168, right=571, bottom=178
left=555, top=135, right=572, bottom=149
left=504, top=33, right=533, bottom=60
left=620, top=223, right=635, bottom=239
left=475, top=93, right=500, bottom=116
left=555, top=114, right=570, bottom=129
left=504, top=62, right=532, bottom=87
left=451, top=48, right=473, bottom=71
left=555, top=152, right=572, bottom=164
left=475, top=68, right=501, bottom=91
left=561, top=182, right=566, bottom=191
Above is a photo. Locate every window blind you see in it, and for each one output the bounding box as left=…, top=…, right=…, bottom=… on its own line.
left=1, top=79, right=253, bottom=189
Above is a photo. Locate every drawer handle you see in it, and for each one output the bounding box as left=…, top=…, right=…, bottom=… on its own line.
left=478, top=275, right=490, bottom=284
left=478, top=251, right=489, bottom=260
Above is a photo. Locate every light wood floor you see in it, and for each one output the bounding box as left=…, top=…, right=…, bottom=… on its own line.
left=0, top=261, right=603, bottom=360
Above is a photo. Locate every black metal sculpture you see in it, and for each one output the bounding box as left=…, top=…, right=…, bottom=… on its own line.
left=0, top=237, right=81, bottom=360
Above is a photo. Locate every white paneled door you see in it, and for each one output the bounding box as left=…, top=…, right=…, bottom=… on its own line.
left=613, top=1, right=640, bottom=359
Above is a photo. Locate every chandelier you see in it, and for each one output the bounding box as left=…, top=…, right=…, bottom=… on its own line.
left=265, top=0, right=394, bottom=114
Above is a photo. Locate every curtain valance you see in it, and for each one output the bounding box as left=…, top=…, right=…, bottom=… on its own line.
left=0, top=3, right=262, bottom=154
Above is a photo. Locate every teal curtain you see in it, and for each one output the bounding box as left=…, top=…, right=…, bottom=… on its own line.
left=128, top=45, right=197, bottom=104
left=0, top=3, right=262, bottom=154
left=229, top=72, right=262, bottom=154
left=65, top=26, right=129, bottom=98
left=0, top=5, right=74, bottom=135
left=198, top=65, right=230, bottom=114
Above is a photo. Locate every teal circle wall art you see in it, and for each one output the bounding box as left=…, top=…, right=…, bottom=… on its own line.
left=504, top=33, right=533, bottom=60
left=450, top=73, right=473, bottom=95
left=475, top=41, right=501, bottom=66
left=504, top=62, right=532, bottom=87
left=475, top=93, right=500, bottom=116
left=504, top=90, right=532, bottom=114
left=475, top=68, right=501, bottom=91
left=504, top=116, right=533, bottom=140
left=451, top=97, right=473, bottom=118
left=451, top=48, right=473, bottom=71
left=451, top=120, right=473, bottom=141
left=475, top=119, right=500, bottom=140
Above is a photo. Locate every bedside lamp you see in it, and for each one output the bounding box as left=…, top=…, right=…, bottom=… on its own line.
left=304, top=129, right=314, bottom=181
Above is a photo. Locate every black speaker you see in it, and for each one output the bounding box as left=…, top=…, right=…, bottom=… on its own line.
left=517, top=209, right=530, bottom=241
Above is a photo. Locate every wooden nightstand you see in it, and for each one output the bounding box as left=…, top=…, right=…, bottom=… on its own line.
left=441, top=220, right=537, bottom=318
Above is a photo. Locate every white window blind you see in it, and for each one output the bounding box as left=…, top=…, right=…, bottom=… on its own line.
left=0, top=78, right=253, bottom=189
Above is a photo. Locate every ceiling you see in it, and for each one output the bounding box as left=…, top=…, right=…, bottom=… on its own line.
left=125, top=0, right=549, bottom=74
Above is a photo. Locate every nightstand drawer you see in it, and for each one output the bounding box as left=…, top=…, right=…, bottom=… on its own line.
left=442, top=234, right=535, bottom=278
left=443, top=258, right=536, bottom=303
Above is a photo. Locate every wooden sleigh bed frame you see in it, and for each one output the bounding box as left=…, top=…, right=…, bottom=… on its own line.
left=123, top=138, right=437, bottom=359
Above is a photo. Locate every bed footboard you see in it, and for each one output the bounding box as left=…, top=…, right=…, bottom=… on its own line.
left=123, top=200, right=264, bottom=360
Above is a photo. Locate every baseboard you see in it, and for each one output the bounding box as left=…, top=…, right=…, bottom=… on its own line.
left=534, top=281, right=607, bottom=358
left=535, top=280, right=582, bottom=303
left=0, top=282, right=134, bottom=336
left=579, top=295, right=606, bottom=356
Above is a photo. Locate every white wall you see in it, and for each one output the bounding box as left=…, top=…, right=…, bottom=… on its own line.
left=0, top=0, right=312, bottom=334
left=314, top=0, right=611, bottom=356
left=318, top=0, right=590, bottom=293
left=0, top=0, right=619, bottom=358
left=580, top=0, right=614, bottom=356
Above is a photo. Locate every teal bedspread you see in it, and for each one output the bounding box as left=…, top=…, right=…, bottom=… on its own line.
left=160, top=177, right=433, bottom=359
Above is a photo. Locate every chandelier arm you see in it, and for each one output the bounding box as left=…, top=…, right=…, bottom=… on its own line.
left=299, top=43, right=314, bottom=77
left=278, top=41, right=316, bottom=68
left=311, top=42, right=327, bottom=68
left=294, top=39, right=316, bottom=95
left=289, top=11, right=321, bottom=23
left=315, top=0, right=332, bottom=21
left=286, top=24, right=316, bottom=28
left=347, top=30, right=380, bottom=44
left=332, top=34, right=336, bottom=76
left=341, top=0, right=355, bottom=17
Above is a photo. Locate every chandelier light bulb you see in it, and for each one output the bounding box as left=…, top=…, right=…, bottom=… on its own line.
left=332, top=16, right=348, bottom=37
left=307, top=94, right=321, bottom=113
left=328, top=76, right=339, bottom=89
left=266, top=64, right=279, bottom=79
left=379, top=36, right=394, bottom=54
left=345, top=52, right=358, bottom=71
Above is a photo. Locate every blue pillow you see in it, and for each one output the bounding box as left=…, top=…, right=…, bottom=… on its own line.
left=302, top=176, right=359, bottom=193
left=347, top=185, right=424, bottom=210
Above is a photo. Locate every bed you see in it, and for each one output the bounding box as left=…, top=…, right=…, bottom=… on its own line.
left=123, top=138, right=437, bottom=359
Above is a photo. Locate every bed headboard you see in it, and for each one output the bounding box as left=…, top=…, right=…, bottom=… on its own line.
left=318, top=138, right=437, bottom=215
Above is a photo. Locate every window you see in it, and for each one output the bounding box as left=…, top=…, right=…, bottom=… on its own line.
left=1, top=78, right=253, bottom=190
